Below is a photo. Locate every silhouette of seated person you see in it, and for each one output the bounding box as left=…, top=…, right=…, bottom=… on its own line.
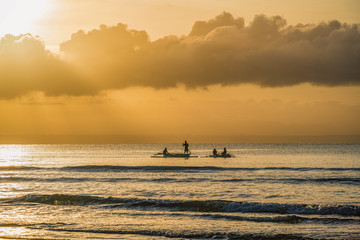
left=221, top=147, right=227, bottom=156
left=163, top=148, right=169, bottom=156
left=213, top=148, right=218, bottom=156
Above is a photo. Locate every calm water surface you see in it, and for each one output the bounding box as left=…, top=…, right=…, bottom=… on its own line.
left=0, top=144, right=359, bottom=239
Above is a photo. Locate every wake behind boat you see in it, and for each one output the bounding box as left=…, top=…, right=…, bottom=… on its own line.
left=151, top=152, right=198, bottom=158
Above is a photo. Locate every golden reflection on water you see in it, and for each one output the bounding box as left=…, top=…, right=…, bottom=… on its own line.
left=0, top=145, right=30, bottom=166
left=0, top=197, right=40, bottom=239
left=0, top=183, right=26, bottom=199
left=0, top=206, right=30, bottom=238
left=0, top=227, right=29, bottom=238
left=0, top=145, right=31, bottom=237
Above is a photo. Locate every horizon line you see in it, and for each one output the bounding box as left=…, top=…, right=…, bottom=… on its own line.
left=1, top=134, right=359, bottom=144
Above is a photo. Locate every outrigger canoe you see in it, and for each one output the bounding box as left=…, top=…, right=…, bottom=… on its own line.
left=207, top=154, right=233, bottom=158
left=151, top=153, right=198, bottom=158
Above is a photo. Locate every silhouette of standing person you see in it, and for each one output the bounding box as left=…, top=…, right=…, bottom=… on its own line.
left=183, top=140, right=190, bottom=154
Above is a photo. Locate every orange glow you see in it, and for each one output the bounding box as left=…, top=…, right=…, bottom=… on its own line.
left=0, top=1, right=359, bottom=143
left=0, top=0, right=51, bottom=36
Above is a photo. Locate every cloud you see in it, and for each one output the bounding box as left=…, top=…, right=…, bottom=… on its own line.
left=0, top=34, right=95, bottom=98
left=59, top=12, right=360, bottom=89
left=189, top=11, right=245, bottom=37
left=1, top=12, right=359, bottom=98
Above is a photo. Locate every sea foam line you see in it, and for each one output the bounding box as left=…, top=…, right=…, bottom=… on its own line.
left=43, top=228, right=321, bottom=240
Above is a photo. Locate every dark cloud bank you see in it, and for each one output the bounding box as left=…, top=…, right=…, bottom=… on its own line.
left=1, top=12, right=359, bottom=98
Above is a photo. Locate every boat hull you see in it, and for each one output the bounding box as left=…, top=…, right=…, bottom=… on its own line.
left=208, top=154, right=232, bottom=158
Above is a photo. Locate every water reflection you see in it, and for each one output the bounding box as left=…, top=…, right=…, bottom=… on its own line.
left=0, top=227, right=29, bottom=238
left=0, top=145, right=31, bottom=166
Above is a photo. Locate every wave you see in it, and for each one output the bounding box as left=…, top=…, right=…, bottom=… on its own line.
left=0, top=166, right=41, bottom=171
left=114, top=211, right=360, bottom=224
left=1, top=176, right=359, bottom=185
left=8, top=194, right=360, bottom=217
left=60, top=165, right=360, bottom=172
left=0, top=177, right=106, bottom=183
left=0, top=222, right=322, bottom=239
left=60, top=165, right=227, bottom=172
left=1, top=165, right=359, bottom=173
left=45, top=229, right=324, bottom=239
left=196, top=213, right=360, bottom=224
left=217, top=177, right=360, bottom=185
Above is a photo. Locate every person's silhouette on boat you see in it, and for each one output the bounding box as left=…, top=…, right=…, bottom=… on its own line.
left=213, top=148, right=218, bottom=156
left=183, top=141, right=190, bottom=154
left=221, top=147, right=227, bottom=156
left=163, top=148, right=169, bottom=155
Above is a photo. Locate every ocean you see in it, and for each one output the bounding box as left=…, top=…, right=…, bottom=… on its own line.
left=0, top=143, right=359, bottom=239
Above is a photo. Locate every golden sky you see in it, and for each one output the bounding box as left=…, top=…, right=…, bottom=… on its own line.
left=0, top=0, right=359, bottom=143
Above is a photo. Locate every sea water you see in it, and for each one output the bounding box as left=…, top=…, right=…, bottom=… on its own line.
left=0, top=144, right=359, bottom=239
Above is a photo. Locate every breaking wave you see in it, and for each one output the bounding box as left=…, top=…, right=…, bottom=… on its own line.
left=8, top=194, right=360, bottom=217
left=195, top=213, right=360, bottom=224
left=44, top=228, right=322, bottom=239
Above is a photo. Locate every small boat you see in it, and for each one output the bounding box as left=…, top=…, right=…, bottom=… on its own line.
left=151, top=152, right=198, bottom=158
left=207, top=154, right=233, bottom=158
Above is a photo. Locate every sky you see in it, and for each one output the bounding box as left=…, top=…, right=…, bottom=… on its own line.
left=0, top=0, right=359, bottom=143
